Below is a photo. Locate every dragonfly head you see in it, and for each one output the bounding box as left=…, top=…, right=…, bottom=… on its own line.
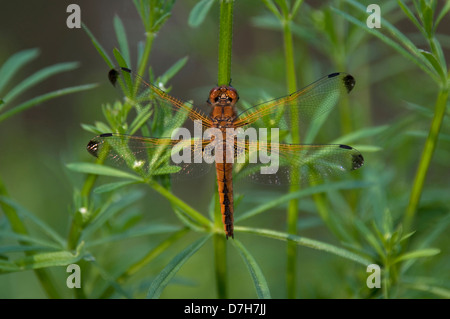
left=207, top=85, right=239, bottom=107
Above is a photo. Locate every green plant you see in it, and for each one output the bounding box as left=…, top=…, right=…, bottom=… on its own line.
left=0, top=48, right=96, bottom=297
left=1, top=0, right=448, bottom=299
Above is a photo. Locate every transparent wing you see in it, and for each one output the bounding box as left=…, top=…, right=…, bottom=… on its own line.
left=109, top=67, right=212, bottom=132
left=234, top=72, right=355, bottom=130
left=87, top=133, right=212, bottom=179
left=233, top=138, right=364, bottom=186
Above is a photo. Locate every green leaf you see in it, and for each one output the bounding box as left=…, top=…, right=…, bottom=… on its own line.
left=232, top=239, right=271, bottom=299
left=113, top=48, right=129, bottom=70
left=158, top=56, right=189, bottom=86
left=0, top=245, right=52, bottom=254
left=66, top=162, right=143, bottom=181
left=419, top=49, right=446, bottom=82
left=0, top=84, right=97, bottom=123
left=114, top=15, right=131, bottom=67
left=2, top=246, right=84, bottom=273
left=0, top=231, right=62, bottom=250
left=147, top=235, right=211, bottom=299
left=434, top=0, right=450, bottom=31
left=0, top=48, right=39, bottom=93
left=93, top=180, right=141, bottom=193
left=3, top=62, right=80, bottom=106
left=81, top=190, right=146, bottom=241
left=235, top=227, right=372, bottom=265
left=0, top=260, right=21, bottom=272
left=0, top=242, right=84, bottom=273
left=261, top=0, right=283, bottom=20
left=81, top=123, right=102, bottom=135
left=82, top=22, right=114, bottom=68
left=394, top=248, right=441, bottom=264
left=335, top=2, right=439, bottom=83
left=332, top=125, right=389, bottom=144
left=128, top=106, right=153, bottom=135
left=402, top=281, right=450, bottom=299
left=397, top=0, right=425, bottom=36
left=149, top=181, right=212, bottom=230
left=0, top=196, right=66, bottom=247
left=420, top=0, right=434, bottom=36
left=87, top=223, right=182, bottom=247
left=236, top=180, right=371, bottom=222
left=354, top=220, right=386, bottom=260
left=188, top=0, right=215, bottom=27
left=152, top=12, right=173, bottom=33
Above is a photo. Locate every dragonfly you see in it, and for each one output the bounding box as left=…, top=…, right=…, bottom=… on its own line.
left=86, top=67, right=364, bottom=239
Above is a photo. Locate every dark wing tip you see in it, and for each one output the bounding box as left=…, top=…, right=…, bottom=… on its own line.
left=86, top=138, right=100, bottom=157
left=339, top=144, right=364, bottom=170
left=108, top=69, right=119, bottom=86
left=108, top=67, right=133, bottom=87
left=343, top=74, right=356, bottom=93
left=352, top=153, right=364, bottom=170
left=327, top=73, right=355, bottom=93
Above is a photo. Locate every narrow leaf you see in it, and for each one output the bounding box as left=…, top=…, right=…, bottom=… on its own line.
left=87, top=224, right=181, bottom=247
left=93, top=180, right=141, bottom=194
left=0, top=196, right=65, bottom=247
left=147, top=235, right=211, bottom=298
left=232, top=239, right=271, bottom=299
left=0, top=84, right=97, bottom=123
left=235, top=226, right=372, bottom=266
left=158, top=56, right=189, bottom=86
left=394, top=248, right=440, bottom=264
left=0, top=48, right=40, bottom=93
left=114, top=15, right=131, bottom=66
left=82, top=22, right=114, bottom=68
left=188, top=0, right=215, bottom=27
left=3, top=62, right=80, bottom=106
left=236, top=180, right=371, bottom=222
left=66, top=162, right=143, bottom=181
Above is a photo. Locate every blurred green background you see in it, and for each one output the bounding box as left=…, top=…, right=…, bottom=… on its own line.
left=0, top=0, right=449, bottom=298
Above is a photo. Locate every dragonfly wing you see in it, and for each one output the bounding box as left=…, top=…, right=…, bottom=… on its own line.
left=234, top=73, right=355, bottom=131
left=233, top=139, right=363, bottom=186
left=109, top=67, right=211, bottom=133
left=87, top=133, right=212, bottom=179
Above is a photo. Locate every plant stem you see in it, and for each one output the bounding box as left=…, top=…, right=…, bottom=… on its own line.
left=217, top=0, right=234, bottom=86
left=282, top=11, right=300, bottom=299
left=149, top=180, right=212, bottom=228
left=214, top=0, right=235, bottom=299
left=404, top=86, right=449, bottom=232
left=137, top=32, right=155, bottom=77
left=214, top=229, right=228, bottom=298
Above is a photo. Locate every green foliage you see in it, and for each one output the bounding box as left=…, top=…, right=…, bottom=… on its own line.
left=0, top=49, right=96, bottom=123
left=1, top=0, right=449, bottom=299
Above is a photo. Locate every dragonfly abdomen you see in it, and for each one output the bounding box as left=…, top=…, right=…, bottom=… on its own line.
left=215, top=162, right=234, bottom=239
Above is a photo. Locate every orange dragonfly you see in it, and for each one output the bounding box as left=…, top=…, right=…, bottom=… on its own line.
left=87, top=67, right=364, bottom=239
